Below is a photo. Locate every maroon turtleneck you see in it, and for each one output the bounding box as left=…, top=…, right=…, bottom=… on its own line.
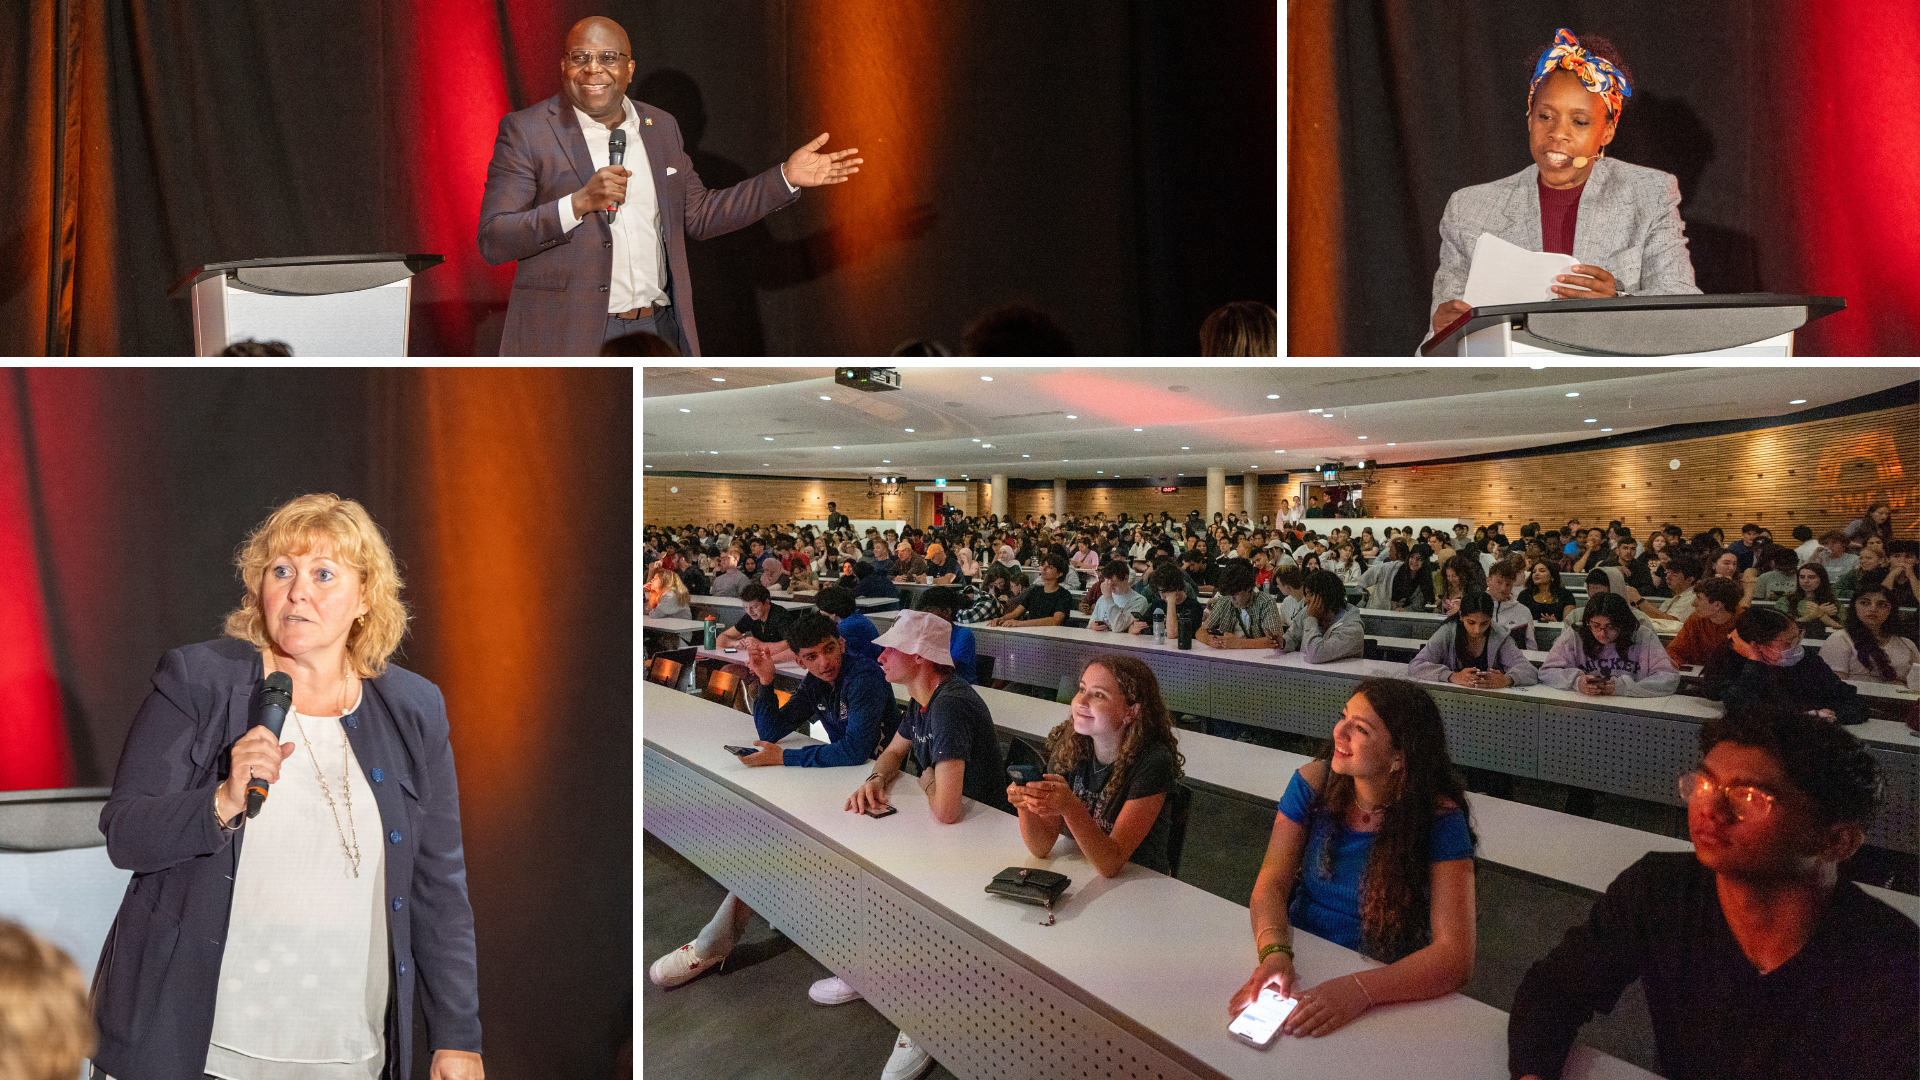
left=1538, top=177, right=1585, bottom=256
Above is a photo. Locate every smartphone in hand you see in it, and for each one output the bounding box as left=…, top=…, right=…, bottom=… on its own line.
left=724, top=745, right=757, bottom=757
left=1228, top=988, right=1297, bottom=1048
left=1007, top=764, right=1043, bottom=786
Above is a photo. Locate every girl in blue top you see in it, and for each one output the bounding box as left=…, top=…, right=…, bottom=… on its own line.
left=1230, top=678, right=1477, bottom=1038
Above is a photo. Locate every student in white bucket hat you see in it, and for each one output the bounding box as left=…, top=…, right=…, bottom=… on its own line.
left=819, top=609, right=1011, bottom=1079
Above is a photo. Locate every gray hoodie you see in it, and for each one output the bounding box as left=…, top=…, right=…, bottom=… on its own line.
left=1407, top=620, right=1540, bottom=686
left=1285, top=604, right=1366, bottom=663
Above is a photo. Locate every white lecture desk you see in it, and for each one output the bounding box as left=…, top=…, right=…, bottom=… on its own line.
left=643, top=683, right=1660, bottom=1080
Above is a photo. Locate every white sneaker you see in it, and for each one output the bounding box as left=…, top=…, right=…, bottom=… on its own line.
left=808, top=975, right=863, bottom=1005
left=880, top=1030, right=933, bottom=1080
left=647, top=942, right=722, bottom=988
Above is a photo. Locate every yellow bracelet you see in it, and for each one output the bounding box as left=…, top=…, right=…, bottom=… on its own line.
left=1257, top=942, right=1293, bottom=963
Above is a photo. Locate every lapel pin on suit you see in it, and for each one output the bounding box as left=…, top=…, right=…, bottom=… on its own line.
left=667, top=167, right=677, bottom=175
left=644, top=116, right=653, bottom=126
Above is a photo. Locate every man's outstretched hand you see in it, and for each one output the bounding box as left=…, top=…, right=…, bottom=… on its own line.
left=785, top=133, right=862, bottom=187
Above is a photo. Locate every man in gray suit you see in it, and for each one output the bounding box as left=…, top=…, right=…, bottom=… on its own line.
left=479, top=17, right=862, bottom=356
left=1426, top=30, right=1698, bottom=347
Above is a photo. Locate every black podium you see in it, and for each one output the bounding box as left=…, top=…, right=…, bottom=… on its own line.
left=172, top=253, right=443, bottom=356
left=1421, top=293, right=1845, bottom=357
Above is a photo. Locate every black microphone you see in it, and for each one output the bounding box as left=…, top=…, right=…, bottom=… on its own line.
left=245, top=671, right=294, bottom=818
left=606, top=129, right=626, bottom=225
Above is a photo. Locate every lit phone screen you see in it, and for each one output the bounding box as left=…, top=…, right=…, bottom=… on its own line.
left=1228, top=988, right=1298, bottom=1046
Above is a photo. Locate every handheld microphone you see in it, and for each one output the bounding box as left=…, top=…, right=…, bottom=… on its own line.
left=245, top=671, right=294, bottom=818
left=607, top=129, right=626, bottom=225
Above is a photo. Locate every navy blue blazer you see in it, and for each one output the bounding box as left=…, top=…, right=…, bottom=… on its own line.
left=92, top=637, right=481, bottom=1080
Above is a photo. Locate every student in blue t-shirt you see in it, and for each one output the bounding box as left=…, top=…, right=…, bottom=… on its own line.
left=1229, top=678, right=1477, bottom=1039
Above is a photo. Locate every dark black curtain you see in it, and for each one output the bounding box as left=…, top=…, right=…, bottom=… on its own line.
left=1326, top=1, right=1833, bottom=356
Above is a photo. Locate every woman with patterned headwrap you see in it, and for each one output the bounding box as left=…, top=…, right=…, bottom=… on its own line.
left=1425, top=29, right=1700, bottom=344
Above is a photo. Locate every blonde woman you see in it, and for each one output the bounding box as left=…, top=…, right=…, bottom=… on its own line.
left=646, top=567, right=693, bottom=618
left=93, top=494, right=482, bottom=1080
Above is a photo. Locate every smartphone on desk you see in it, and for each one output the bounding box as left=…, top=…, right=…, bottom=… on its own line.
left=723, top=745, right=757, bottom=757
left=1228, top=988, right=1298, bottom=1048
left=862, top=804, right=898, bottom=819
left=723, top=646, right=738, bottom=654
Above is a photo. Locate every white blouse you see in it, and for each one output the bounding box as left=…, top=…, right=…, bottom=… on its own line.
left=207, top=690, right=388, bottom=1080
left=1819, top=630, right=1920, bottom=684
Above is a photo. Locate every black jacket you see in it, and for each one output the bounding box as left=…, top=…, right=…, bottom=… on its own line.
left=1698, top=644, right=1867, bottom=725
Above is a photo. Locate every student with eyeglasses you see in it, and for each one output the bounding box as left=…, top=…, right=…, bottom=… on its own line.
left=1538, top=592, right=1679, bottom=697
left=1509, top=708, right=1915, bottom=1080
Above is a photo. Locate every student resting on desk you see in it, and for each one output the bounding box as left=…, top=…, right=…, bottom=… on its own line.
left=648, top=611, right=899, bottom=990
left=1010, top=655, right=1186, bottom=877
left=1231, top=679, right=1476, bottom=1037
left=1281, top=570, right=1367, bottom=663
left=1137, top=559, right=1204, bottom=635
left=1196, top=562, right=1286, bottom=650
left=1509, top=708, right=1915, bottom=1080
left=1540, top=592, right=1679, bottom=697
left=836, top=611, right=1012, bottom=1078
left=1700, top=606, right=1867, bottom=725
left=1407, top=592, right=1539, bottom=689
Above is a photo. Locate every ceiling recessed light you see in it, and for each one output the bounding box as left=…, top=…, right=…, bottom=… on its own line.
left=982, top=443, right=993, bottom=448
left=1565, top=392, right=1580, bottom=397
left=1266, top=394, right=1280, bottom=400
left=1308, top=408, right=1322, bottom=414
left=1357, top=435, right=1368, bottom=440
left=1133, top=428, right=1143, bottom=432
left=1584, top=418, right=1597, bottom=423
left=679, top=408, right=691, bottom=413
left=1386, top=443, right=1395, bottom=446
left=904, top=428, right=914, bottom=432
left=1022, top=454, right=1030, bottom=458
left=709, top=451, right=719, bottom=455
left=1274, top=449, right=1285, bottom=453
left=1601, top=428, right=1612, bottom=432
left=763, top=436, right=774, bottom=440
left=1250, top=465, right=1258, bottom=469
left=1096, top=470, right=1104, bottom=474
left=1789, top=399, right=1807, bottom=405
left=1529, top=365, right=1546, bottom=370
left=980, top=376, right=993, bottom=381
left=712, top=377, right=726, bottom=382
left=832, top=445, right=842, bottom=449
left=819, top=395, right=832, bottom=400
left=882, top=460, right=890, bottom=463
left=762, top=463, right=769, bottom=466
left=1181, top=446, right=1190, bottom=450
left=972, top=438, right=982, bottom=442
left=1063, top=459, right=1070, bottom=462
left=1066, top=415, right=1078, bottom=419
left=645, top=463, right=653, bottom=467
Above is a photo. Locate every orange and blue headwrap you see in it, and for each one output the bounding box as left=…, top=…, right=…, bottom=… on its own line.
left=1529, top=28, right=1632, bottom=121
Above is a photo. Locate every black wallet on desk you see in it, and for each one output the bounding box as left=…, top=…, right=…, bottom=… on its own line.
left=985, top=867, right=1070, bottom=925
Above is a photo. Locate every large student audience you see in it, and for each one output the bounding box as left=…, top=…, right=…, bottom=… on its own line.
left=644, top=498, right=1916, bottom=1080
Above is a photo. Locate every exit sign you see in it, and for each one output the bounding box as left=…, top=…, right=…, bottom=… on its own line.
left=934, top=478, right=947, bottom=486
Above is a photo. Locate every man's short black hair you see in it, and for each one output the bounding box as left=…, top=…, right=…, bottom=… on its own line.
left=851, top=560, right=874, bottom=580
left=740, top=582, right=771, bottom=604
left=827, top=501, right=836, bottom=507
left=1300, top=569, right=1346, bottom=613
left=1217, top=563, right=1256, bottom=596
left=814, top=584, right=857, bottom=617
left=783, top=610, right=842, bottom=653
left=1792, top=524, right=1815, bottom=542
left=1665, top=554, right=1704, bottom=583
left=1585, top=568, right=1611, bottom=589
left=1695, top=576, right=1744, bottom=610
left=917, top=586, right=962, bottom=615
left=1041, top=551, right=1070, bottom=575
left=1699, top=707, right=1882, bottom=826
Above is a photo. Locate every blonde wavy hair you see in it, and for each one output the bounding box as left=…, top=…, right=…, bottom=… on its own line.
left=223, top=493, right=409, bottom=677
left=0, top=920, right=94, bottom=1080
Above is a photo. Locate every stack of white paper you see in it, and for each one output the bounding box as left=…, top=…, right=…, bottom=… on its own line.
left=1462, top=232, right=1578, bottom=308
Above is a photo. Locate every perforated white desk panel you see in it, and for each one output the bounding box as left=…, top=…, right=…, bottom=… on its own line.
left=643, top=616, right=707, bottom=637
left=642, top=683, right=1658, bottom=1080
left=863, top=615, right=1919, bottom=855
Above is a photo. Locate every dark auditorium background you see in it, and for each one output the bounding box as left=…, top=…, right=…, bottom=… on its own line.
left=1289, top=1, right=1920, bottom=357
left=0, top=369, right=633, bottom=1076
left=7, top=1, right=1276, bottom=357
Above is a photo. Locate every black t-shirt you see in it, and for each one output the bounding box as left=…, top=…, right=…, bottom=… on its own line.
left=1520, top=585, right=1575, bottom=622
left=1061, top=741, right=1179, bottom=874
left=1145, top=594, right=1206, bottom=632
left=898, top=675, right=1011, bottom=813
left=732, top=605, right=791, bottom=643
left=1015, top=583, right=1078, bottom=622
left=926, top=555, right=961, bottom=581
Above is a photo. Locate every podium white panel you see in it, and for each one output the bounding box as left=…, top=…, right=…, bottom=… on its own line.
left=1457, top=321, right=1794, bottom=357
left=193, top=275, right=413, bottom=356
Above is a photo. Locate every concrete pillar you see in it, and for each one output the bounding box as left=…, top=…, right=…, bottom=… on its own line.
left=1053, top=478, right=1070, bottom=520
left=990, top=475, right=1008, bottom=519
left=1206, top=467, right=1225, bottom=520
left=1243, top=474, right=1259, bottom=520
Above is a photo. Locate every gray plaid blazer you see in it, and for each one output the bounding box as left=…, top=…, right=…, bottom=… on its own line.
left=1426, top=157, right=1699, bottom=341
